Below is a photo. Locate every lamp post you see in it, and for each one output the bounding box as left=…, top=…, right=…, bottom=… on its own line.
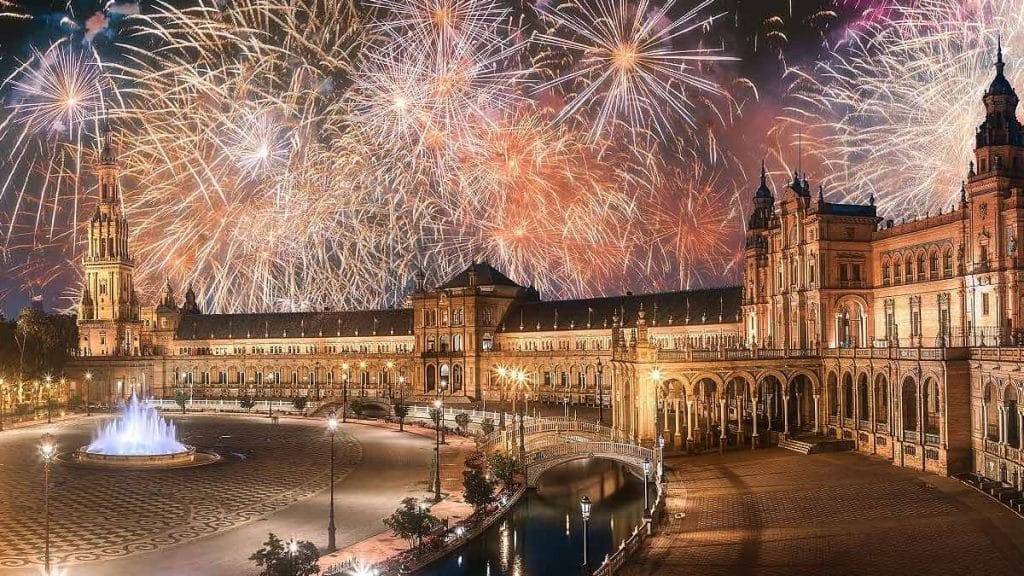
left=40, top=433, right=56, bottom=576
left=342, top=364, right=350, bottom=423
left=0, top=378, right=6, bottom=432
left=580, top=495, right=592, bottom=575
left=397, top=374, right=406, bottom=432
left=433, top=398, right=443, bottom=502
left=82, top=372, right=91, bottom=416
left=44, top=375, right=53, bottom=424
left=327, top=413, right=338, bottom=552
left=642, top=456, right=651, bottom=519
left=496, top=367, right=507, bottom=432
left=658, top=435, right=665, bottom=484
left=287, top=538, right=298, bottom=573
left=315, top=361, right=321, bottom=402
left=596, top=358, right=604, bottom=425
left=439, top=378, right=448, bottom=444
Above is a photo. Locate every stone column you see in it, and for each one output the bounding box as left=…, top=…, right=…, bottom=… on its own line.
left=686, top=399, right=695, bottom=453
left=751, top=396, right=759, bottom=449
left=813, top=394, right=820, bottom=433
left=783, top=395, right=790, bottom=436
left=674, top=399, right=682, bottom=447
left=664, top=399, right=671, bottom=438
left=1018, top=408, right=1023, bottom=451
left=796, top=392, right=803, bottom=429
left=719, top=398, right=727, bottom=452
left=999, top=403, right=1007, bottom=444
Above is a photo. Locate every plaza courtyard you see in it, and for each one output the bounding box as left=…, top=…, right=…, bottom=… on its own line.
left=628, top=448, right=1024, bottom=576
left=0, top=414, right=433, bottom=575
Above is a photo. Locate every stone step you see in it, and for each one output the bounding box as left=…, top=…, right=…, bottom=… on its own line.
left=779, top=439, right=813, bottom=455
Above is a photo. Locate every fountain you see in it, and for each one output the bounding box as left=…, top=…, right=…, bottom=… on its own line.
left=74, top=395, right=211, bottom=468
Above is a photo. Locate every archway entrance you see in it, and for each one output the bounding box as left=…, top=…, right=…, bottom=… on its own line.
left=789, top=374, right=815, bottom=433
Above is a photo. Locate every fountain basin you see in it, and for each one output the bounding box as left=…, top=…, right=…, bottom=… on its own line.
left=68, top=445, right=220, bottom=469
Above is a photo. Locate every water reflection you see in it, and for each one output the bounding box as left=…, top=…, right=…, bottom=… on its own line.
left=418, top=458, right=646, bottom=576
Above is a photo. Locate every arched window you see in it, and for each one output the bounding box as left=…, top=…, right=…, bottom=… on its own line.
left=452, top=364, right=463, bottom=392
left=874, top=375, right=889, bottom=424
left=882, top=259, right=891, bottom=286
left=426, top=335, right=435, bottom=351
left=929, top=250, right=939, bottom=279
left=439, top=335, right=450, bottom=352
left=916, top=252, right=925, bottom=281
left=842, top=373, right=854, bottom=419
left=481, top=333, right=493, bottom=351
left=943, top=248, right=953, bottom=277
left=893, top=257, right=903, bottom=284
left=902, top=377, right=919, bottom=436
left=439, top=364, right=451, bottom=390
left=425, top=364, right=436, bottom=392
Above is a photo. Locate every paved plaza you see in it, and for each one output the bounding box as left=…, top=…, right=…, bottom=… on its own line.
left=627, top=448, right=1024, bottom=576
left=0, top=414, right=433, bottom=575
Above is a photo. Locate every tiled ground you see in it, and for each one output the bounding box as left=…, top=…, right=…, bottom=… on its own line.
left=0, top=415, right=360, bottom=569
left=625, top=448, right=1024, bottom=576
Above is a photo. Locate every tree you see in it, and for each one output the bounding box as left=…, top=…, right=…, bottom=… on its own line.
left=249, top=532, right=320, bottom=576
left=239, top=397, right=256, bottom=413
left=463, top=463, right=496, bottom=511
left=174, top=390, right=189, bottom=413
left=480, top=417, right=495, bottom=436
left=428, top=407, right=441, bottom=426
left=454, top=412, right=470, bottom=434
left=351, top=399, right=367, bottom=418
left=488, top=452, right=522, bottom=486
left=292, top=396, right=308, bottom=412
left=383, top=497, right=439, bottom=548
left=393, top=403, right=409, bottom=432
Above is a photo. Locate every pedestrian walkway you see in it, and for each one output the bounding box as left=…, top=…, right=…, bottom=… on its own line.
left=318, top=420, right=476, bottom=569
left=625, top=448, right=1024, bottom=576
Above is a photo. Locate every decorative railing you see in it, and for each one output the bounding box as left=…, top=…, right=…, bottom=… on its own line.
left=925, top=433, right=941, bottom=446
left=149, top=398, right=307, bottom=414
left=903, top=430, right=919, bottom=442
left=477, top=417, right=627, bottom=452
left=593, top=481, right=665, bottom=576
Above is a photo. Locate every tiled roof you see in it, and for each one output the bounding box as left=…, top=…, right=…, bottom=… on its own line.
left=817, top=202, right=877, bottom=218
left=174, top=309, right=414, bottom=341
left=498, top=286, right=742, bottom=333
left=440, top=262, right=522, bottom=289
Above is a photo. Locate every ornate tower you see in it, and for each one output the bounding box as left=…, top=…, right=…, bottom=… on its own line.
left=78, top=126, right=142, bottom=356
left=966, top=41, right=1024, bottom=344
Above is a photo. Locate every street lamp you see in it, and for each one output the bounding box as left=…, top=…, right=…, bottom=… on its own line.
left=327, top=414, right=338, bottom=552
left=84, top=372, right=92, bottom=416
left=596, top=358, right=604, bottom=425
left=0, top=377, right=7, bottom=432
left=433, top=398, right=443, bottom=502
left=342, top=364, right=350, bottom=423
left=397, top=374, right=406, bottom=432
left=438, top=378, right=448, bottom=444
left=658, top=435, right=665, bottom=484
left=496, top=366, right=508, bottom=432
left=580, top=495, right=592, bottom=575
left=642, top=456, right=651, bottom=519
left=287, top=538, right=298, bottom=573
left=40, top=433, right=57, bottom=576
left=44, top=375, right=53, bottom=424
left=515, top=371, right=527, bottom=459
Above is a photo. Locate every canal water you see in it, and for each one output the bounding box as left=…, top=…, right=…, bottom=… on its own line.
left=418, top=459, right=647, bottom=576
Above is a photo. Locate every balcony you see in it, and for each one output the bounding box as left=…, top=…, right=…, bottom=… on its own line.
left=836, top=280, right=866, bottom=289
left=903, top=430, right=919, bottom=442
left=421, top=349, right=465, bottom=358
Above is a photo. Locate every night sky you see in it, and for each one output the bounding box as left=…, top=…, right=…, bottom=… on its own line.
left=0, top=1, right=871, bottom=317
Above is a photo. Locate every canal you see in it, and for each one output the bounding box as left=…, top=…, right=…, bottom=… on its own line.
left=419, top=458, right=648, bottom=575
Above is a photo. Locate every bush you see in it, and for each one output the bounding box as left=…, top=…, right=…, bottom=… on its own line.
left=174, top=390, right=189, bottom=413
left=393, top=403, right=409, bottom=431
left=292, top=396, right=308, bottom=412
left=454, top=412, right=470, bottom=433
left=480, top=417, right=495, bottom=436
left=383, top=497, right=440, bottom=548
left=249, top=532, right=320, bottom=576
left=488, top=452, right=522, bottom=486
left=239, top=397, right=257, bottom=413
left=463, top=461, right=496, bottom=510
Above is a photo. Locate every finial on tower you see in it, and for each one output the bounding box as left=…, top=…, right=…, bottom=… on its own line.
left=100, top=121, right=117, bottom=165
left=998, top=34, right=1004, bottom=70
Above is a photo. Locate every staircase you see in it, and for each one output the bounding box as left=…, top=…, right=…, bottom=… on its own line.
left=778, top=434, right=855, bottom=455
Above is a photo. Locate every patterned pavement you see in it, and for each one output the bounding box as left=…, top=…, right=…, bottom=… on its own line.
left=0, top=415, right=361, bottom=569
left=627, top=448, right=1024, bottom=576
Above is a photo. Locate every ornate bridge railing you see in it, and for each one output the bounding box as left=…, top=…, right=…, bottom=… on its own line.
left=477, top=416, right=628, bottom=452
left=524, top=441, right=655, bottom=487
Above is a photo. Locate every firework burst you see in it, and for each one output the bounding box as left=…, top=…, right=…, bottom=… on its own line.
left=774, top=0, right=1024, bottom=216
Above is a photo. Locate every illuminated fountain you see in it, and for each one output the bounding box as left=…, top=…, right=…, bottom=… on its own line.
left=74, top=395, right=203, bottom=468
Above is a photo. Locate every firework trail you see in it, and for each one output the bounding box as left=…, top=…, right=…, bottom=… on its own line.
left=0, top=0, right=744, bottom=313
left=773, top=0, right=1024, bottom=217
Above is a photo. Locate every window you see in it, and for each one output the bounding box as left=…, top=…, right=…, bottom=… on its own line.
left=916, top=253, right=925, bottom=281
left=904, top=256, right=913, bottom=282
left=882, top=261, right=891, bottom=285
left=845, top=227, right=854, bottom=239
left=482, top=333, right=493, bottom=351
left=929, top=251, right=939, bottom=279
left=894, top=258, right=902, bottom=284
left=983, top=293, right=990, bottom=316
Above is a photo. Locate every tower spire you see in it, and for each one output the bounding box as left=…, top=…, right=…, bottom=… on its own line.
left=998, top=34, right=1005, bottom=73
